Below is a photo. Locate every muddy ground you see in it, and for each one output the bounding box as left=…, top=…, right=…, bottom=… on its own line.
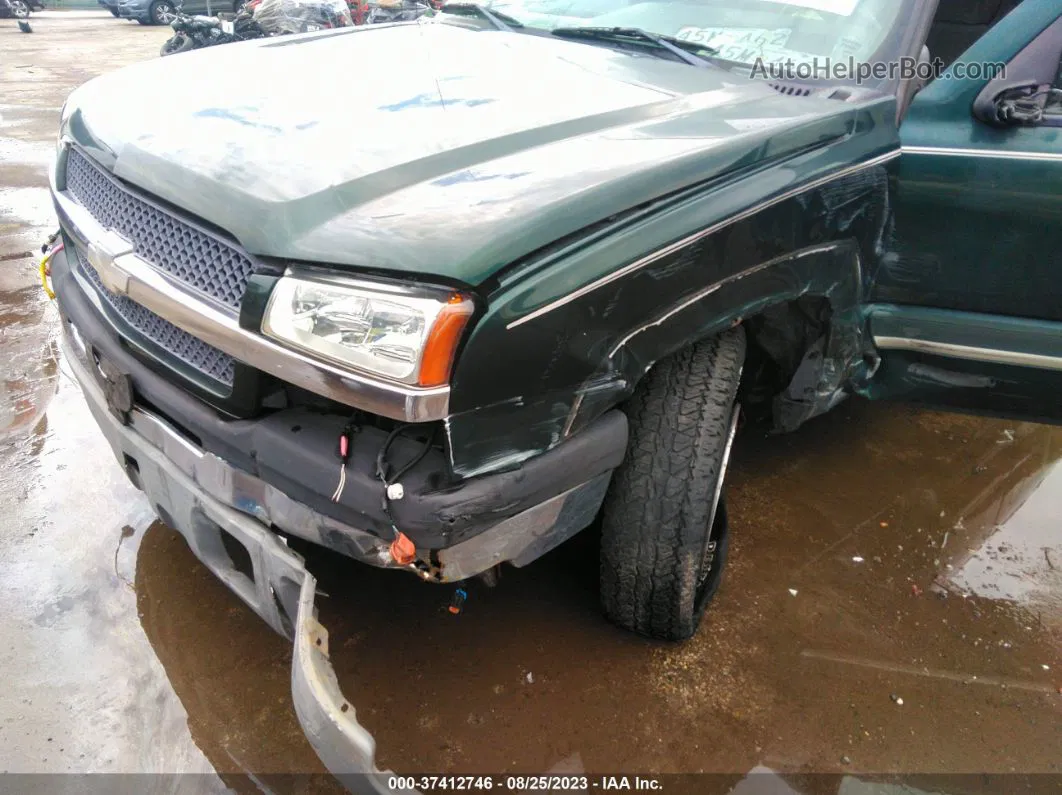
left=1, top=13, right=1061, bottom=795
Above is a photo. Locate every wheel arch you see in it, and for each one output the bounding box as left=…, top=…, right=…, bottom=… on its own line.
left=446, top=239, right=875, bottom=479
left=608, top=241, right=872, bottom=435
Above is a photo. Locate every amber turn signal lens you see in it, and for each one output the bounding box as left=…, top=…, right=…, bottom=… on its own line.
left=418, top=293, right=474, bottom=387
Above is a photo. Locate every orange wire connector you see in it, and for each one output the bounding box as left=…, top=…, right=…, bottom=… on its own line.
left=389, top=531, right=416, bottom=566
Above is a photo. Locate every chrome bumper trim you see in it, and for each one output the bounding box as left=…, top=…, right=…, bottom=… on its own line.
left=53, top=183, right=451, bottom=423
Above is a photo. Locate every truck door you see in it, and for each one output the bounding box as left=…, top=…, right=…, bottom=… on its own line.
left=868, top=0, right=1062, bottom=424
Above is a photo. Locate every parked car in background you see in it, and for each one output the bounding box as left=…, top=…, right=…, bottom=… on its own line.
left=115, top=0, right=176, bottom=24
left=117, top=0, right=236, bottom=25
left=0, top=0, right=31, bottom=18
left=98, top=0, right=120, bottom=16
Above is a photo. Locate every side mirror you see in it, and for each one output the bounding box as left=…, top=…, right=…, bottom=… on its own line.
left=987, top=85, right=1058, bottom=126
left=973, top=14, right=1062, bottom=127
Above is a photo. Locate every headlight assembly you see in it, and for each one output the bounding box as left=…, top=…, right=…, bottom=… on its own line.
left=262, top=272, right=474, bottom=388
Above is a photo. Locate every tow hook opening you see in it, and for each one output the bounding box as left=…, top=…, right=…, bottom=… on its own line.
left=221, top=528, right=256, bottom=584
left=122, top=453, right=141, bottom=489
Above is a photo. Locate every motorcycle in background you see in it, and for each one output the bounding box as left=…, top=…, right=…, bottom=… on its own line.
left=160, top=0, right=354, bottom=55
left=251, top=0, right=352, bottom=33
left=160, top=8, right=264, bottom=54
left=158, top=0, right=442, bottom=55
left=363, top=0, right=432, bottom=24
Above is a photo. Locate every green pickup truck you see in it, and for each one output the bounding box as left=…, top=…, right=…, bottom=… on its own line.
left=49, top=0, right=1062, bottom=786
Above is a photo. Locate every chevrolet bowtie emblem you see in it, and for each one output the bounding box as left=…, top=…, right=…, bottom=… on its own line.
left=85, top=231, right=134, bottom=296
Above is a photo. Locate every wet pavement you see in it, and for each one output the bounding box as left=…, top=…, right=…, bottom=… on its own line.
left=2, top=13, right=1062, bottom=795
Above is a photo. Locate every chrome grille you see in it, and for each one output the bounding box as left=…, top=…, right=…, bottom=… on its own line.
left=74, top=246, right=237, bottom=388
left=64, top=148, right=256, bottom=310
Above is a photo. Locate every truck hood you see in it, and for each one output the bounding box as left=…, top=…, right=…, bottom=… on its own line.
left=63, top=21, right=861, bottom=285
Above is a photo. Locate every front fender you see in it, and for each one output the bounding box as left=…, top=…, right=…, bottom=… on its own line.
left=446, top=101, right=899, bottom=478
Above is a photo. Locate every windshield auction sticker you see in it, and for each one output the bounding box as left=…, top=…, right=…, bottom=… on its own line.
left=675, top=27, right=817, bottom=64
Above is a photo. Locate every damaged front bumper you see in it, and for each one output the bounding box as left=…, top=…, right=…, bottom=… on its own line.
left=49, top=242, right=625, bottom=581
left=63, top=332, right=407, bottom=794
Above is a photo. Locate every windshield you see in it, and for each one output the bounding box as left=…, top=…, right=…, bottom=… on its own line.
left=476, top=0, right=913, bottom=73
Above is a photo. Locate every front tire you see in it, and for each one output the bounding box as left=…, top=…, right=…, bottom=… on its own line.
left=9, top=0, right=30, bottom=18
left=600, top=327, right=745, bottom=641
left=160, top=32, right=194, bottom=54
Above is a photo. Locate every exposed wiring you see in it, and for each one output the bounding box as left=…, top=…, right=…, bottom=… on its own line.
left=375, top=423, right=409, bottom=494
left=38, top=242, right=62, bottom=300
left=330, top=414, right=363, bottom=503
left=375, top=423, right=437, bottom=567
left=376, top=423, right=437, bottom=493
left=41, top=230, right=60, bottom=254
left=331, top=418, right=437, bottom=568
left=330, top=460, right=347, bottom=502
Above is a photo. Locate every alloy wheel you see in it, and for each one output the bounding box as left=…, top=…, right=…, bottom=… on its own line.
left=153, top=2, right=175, bottom=23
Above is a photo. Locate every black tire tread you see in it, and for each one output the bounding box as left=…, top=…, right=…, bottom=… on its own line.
left=600, top=327, right=745, bottom=641
left=161, top=33, right=194, bottom=55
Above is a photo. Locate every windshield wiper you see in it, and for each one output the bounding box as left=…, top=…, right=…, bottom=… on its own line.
left=440, top=3, right=523, bottom=31
left=551, top=26, right=718, bottom=67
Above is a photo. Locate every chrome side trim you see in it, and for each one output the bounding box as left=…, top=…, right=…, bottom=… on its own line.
left=901, top=145, right=1062, bottom=162
left=506, top=149, right=901, bottom=330
left=873, top=335, right=1062, bottom=372
left=604, top=243, right=840, bottom=359
left=54, top=188, right=451, bottom=422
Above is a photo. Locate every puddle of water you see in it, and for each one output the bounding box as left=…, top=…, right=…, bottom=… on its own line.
left=287, top=403, right=1062, bottom=778
left=0, top=284, right=59, bottom=445
left=949, top=460, right=1062, bottom=619
left=0, top=361, right=225, bottom=780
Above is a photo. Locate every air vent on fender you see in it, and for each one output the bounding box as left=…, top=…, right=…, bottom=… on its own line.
left=767, top=82, right=813, bottom=97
